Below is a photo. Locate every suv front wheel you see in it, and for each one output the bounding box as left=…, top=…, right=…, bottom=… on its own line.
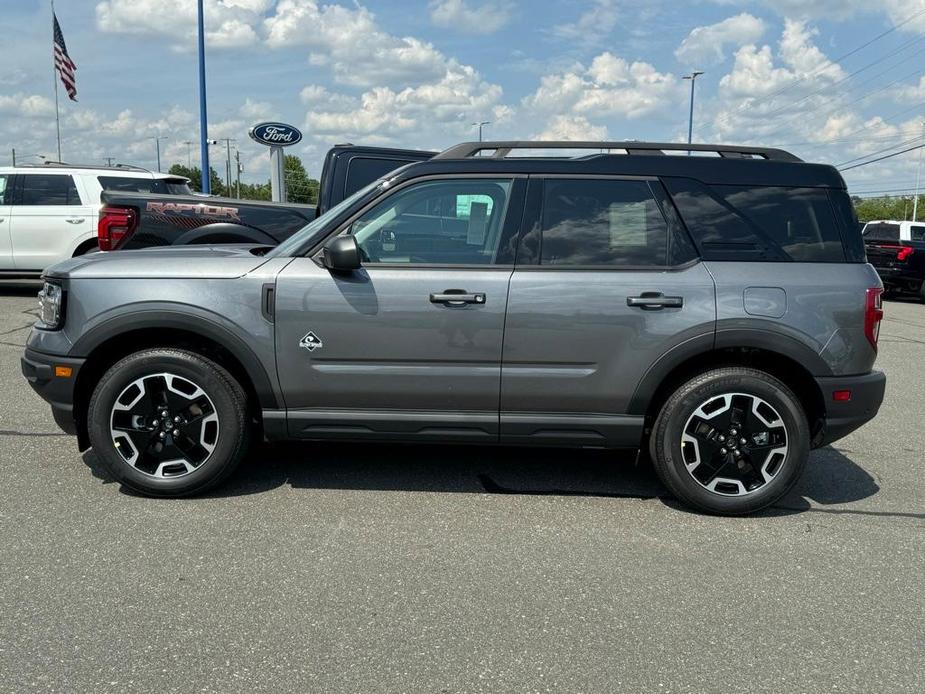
left=87, top=348, right=250, bottom=496
left=650, top=367, right=809, bottom=515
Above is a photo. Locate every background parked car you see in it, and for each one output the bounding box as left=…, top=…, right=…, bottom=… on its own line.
left=0, top=163, right=191, bottom=277
left=862, top=219, right=925, bottom=301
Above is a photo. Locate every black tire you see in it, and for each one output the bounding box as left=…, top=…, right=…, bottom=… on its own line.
left=73, top=240, right=99, bottom=256
left=650, top=367, right=809, bottom=515
left=87, top=348, right=250, bottom=497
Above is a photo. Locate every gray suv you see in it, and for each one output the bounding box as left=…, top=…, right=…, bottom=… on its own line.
left=21, top=141, right=887, bottom=514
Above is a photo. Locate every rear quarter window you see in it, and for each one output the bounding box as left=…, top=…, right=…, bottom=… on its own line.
left=664, top=178, right=847, bottom=262
left=19, top=174, right=81, bottom=206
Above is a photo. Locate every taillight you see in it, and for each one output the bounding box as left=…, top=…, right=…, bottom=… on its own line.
left=864, top=287, right=884, bottom=350
left=97, top=206, right=136, bottom=251
left=897, top=246, right=915, bottom=262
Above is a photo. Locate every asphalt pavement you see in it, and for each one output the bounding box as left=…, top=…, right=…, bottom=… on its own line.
left=1, top=280, right=922, bottom=693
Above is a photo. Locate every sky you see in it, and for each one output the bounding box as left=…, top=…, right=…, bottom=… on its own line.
left=3, top=0, right=925, bottom=197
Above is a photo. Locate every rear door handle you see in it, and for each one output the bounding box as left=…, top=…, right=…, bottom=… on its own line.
left=430, top=289, right=486, bottom=306
left=627, top=292, right=683, bottom=310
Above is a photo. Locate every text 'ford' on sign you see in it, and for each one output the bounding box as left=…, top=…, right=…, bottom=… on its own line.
left=248, top=122, right=303, bottom=147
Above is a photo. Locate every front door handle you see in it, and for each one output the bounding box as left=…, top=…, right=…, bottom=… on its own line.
left=65, top=218, right=85, bottom=224
left=627, top=292, right=683, bottom=310
left=430, top=289, right=486, bottom=306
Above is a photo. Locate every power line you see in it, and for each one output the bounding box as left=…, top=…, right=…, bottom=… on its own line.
left=839, top=141, right=925, bottom=171
left=761, top=58, right=925, bottom=142
left=754, top=34, right=925, bottom=126
left=705, top=7, right=925, bottom=129
left=836, top=133, right=925, bottom=168
left=805, top=98, right=925, bottom=147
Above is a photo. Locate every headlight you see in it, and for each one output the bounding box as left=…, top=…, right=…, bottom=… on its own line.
left=37, top=281, right=64, bottom=330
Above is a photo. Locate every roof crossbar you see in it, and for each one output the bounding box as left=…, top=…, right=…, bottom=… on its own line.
left=434, top=141, right=802, bottom=163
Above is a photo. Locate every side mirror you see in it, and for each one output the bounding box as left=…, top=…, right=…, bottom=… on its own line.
left=322, top=235, right=361, bottom=272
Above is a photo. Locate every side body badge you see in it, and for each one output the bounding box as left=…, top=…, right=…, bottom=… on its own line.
left=299, top=331, right=323, bottom=352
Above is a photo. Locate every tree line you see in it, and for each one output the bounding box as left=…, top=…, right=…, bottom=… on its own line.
left=168, top=154, right=319, bottom=204
left=852, top=195, right=923, bottom=223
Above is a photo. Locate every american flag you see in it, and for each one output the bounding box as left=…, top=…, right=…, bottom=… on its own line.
left=53, top=13, right=77, bottom=101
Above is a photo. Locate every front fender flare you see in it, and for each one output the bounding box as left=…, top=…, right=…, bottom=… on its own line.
left=70, top=304, right=280, bottom=409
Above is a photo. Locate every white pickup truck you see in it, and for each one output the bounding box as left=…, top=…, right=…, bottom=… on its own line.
left=0, top=164, right=190, bottom=277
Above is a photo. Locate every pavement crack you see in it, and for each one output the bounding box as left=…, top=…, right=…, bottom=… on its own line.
left=0, top=323, right=32, bottom=336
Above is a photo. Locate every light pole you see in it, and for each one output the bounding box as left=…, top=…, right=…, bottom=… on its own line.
left=471, top=121, right=490, bottom=142
left=913, top=122, right=925, bottom=221
left=234, top=147, right=242, bottom=199
left=683, top=71, right=704, bottom=153
left=182, top=140, right=194, bottom=168
left=197, top=0, right=211, bottom=194
left=217, top=138, right=235, bottom=193
left=151, top=135, right=168, bottom=171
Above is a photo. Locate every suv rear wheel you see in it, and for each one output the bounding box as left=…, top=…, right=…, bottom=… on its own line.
left=650, top=367, right=809, bottom=515
left=87, top=348, right=250, bottom=497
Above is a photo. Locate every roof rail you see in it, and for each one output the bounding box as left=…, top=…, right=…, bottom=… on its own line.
left=434, top=141, right=803, bottom=163
left=12, top=161, right=155, bottom=173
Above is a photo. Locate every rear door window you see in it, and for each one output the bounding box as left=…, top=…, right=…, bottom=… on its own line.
left=862, top=223, right=901, bottom=242
left=0, top=175, right=8, bottom=205
left=537, top=178, right=670, bottom=267
left=910, top=225, right=925, bottom=242
left=19, top=174, right=81, bottom=206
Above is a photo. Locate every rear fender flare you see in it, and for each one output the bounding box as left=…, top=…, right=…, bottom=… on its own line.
left=627, top=328, right=832, bottom=415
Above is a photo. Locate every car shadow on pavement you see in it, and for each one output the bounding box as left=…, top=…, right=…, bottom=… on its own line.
left=0, top=282, right=42, bottom=297
left=82, top=439, right=881, bottom=516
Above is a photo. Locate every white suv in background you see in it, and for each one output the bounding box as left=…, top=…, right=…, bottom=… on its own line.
left=0, top=164, right=191, bottom=277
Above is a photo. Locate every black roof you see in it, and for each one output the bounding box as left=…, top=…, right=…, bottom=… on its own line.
left=392, top=141, right=844, bottom=189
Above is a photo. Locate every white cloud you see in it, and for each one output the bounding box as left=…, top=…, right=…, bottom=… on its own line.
left=239, top=98, right=276, bottom=121
left=96, top=0, right=261, bottom=49
left=264, top=0, right=447, bottom=87
left=524, top=52, right=683, bottom=120
left=553, top=0, right=618, bottom=42
left=675, top=13, right=766, bottom=66
left=0, top=93, right=55, bottom=118
left=718, top=20, right=843, bottom=101
left=714, top=0, right=925, bottom=32
left=534, top=115, right=609, bottom=140
left=304, top=64, right=509, bottom=143
left=429, top=0, right=512, bottom=34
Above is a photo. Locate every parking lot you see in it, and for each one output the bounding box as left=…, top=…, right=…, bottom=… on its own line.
left=0, top=281, right=922, bottom=693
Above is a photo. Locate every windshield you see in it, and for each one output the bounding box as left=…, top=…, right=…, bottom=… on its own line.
left=267, top=179, right=385, bottom=258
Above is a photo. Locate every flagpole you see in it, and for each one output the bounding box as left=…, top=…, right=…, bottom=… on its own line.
left=51, top=0, right=62, bottom=161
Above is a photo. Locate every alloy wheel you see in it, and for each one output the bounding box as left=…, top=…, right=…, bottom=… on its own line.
left=109, top=372, right=220, bottom=479
left=680, top=392, right=789, bottom=497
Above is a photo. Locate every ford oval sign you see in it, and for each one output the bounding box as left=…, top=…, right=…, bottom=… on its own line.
left=249, top=122, right=303, bottom=147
